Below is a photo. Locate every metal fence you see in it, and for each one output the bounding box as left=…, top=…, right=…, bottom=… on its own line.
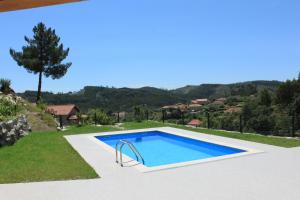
left=111, top=109, right=300, bottom=137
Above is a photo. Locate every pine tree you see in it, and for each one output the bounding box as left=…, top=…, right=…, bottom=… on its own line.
left=10, top=22, right=71, bottom=103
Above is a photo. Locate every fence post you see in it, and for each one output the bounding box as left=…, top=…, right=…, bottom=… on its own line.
left=94, top=112, right=97, bottom=125
left=117, top=112, right=120, bottom=123
left=292, top=112, right=295, bottom=137
left=146, top=110, right=149, bottom=120
left=162, top=109, right=165, bottom=123
left=239, top=115, right=243, bottom=133
left=206, top=112, right=210, bottom=129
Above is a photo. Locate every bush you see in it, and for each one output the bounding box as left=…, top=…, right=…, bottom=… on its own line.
left=218, top=114, right=240, bottom=131
left=247, top=115, right=276, bottom=134
left=88, top=109, right=112, bottom=125
left=0, top=98, right=16, bottom=117
left=36, top=101, right=48, bottom=111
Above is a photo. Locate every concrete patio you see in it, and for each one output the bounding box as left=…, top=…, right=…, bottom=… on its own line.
left=1, top=127, right=300, bottom=200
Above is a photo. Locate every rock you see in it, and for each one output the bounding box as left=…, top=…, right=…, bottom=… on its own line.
left=0, top=115, right=30, bottom=147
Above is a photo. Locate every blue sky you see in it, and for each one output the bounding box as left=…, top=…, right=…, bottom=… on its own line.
left=0, top=0, right=299, bottom=92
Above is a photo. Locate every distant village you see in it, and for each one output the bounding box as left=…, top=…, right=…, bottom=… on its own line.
left=162, top=97, right=242, bottom=113
left=161, top=97, right=243, bottom=127
left=44, top=97, right=243, bottom=128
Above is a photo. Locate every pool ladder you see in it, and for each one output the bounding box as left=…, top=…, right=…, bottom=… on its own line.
left=115, top=140, right=145, bottom=167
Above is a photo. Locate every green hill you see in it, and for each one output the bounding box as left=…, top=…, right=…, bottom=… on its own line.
left=173, top=80, right=281, bottom=99
left=19, top=80, right=282, bottom=112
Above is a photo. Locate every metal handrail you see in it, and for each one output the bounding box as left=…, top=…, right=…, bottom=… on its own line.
left=115, top=140, right=145, bottom=167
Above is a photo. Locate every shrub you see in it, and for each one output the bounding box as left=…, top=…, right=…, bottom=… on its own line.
left=219, top=114, right=240, bottom=131
left=247, top=115, right=276, bottom=135
left=0, top=98, right=16, bottom=117
left=36, top=101, right=48, bottom=111
left=88, top=109, right=112, bottom=125
left=133, top=106, right=144, bottom=122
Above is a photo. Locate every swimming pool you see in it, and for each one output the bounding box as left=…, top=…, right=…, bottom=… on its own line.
left=95, top=130, right=248, bottom=168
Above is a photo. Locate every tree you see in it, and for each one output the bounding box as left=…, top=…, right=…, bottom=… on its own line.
left=260, top=89, right=272, bottom=107
left=247, top=114, right=275, bottom=134
left=133, top=106, right=144, bottom=122
left=292, top=94, right=300, bottom=115
left=88, top=109, right=111, bottom=125
left=10, top=22, right=71, bottom=103
left=276, top=80, right=300, bottom=106
left=0, top=79, right=13, bottom=95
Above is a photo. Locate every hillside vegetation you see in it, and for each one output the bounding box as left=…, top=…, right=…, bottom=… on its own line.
left=19, top=80, right=281, bottom=112
left=0, top=94, right=56, bottom=131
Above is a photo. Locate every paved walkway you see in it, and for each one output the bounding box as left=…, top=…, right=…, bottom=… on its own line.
left=1, top=127, right=300, bottom=200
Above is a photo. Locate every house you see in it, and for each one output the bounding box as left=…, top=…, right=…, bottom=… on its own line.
left=46, top=104, right=80, bottom=128
left=162, top=103, right=188, bottom=111
left=187, top=119, right=203, bottom=127
left=191, top=98, right=209, bottom=105
left=224, top=107, right=242, bottom=113
left=216, top=97, right=227, bottom=103
left=188, top=104, right=202, bottom=112
left=161, top=103, right=189, bottom=120
left=212, top=100, right=225, bottom=105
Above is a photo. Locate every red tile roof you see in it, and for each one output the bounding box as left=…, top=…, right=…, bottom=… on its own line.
left=188, top=119, right=203, bottom=126
left=191, top=99, right=209, bottom=105
left=189, top=104, right=202, bottom=108
left=47, top=104, right=79, bottom=116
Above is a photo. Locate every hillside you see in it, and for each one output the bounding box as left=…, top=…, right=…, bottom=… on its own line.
left=173, top=80, right=281, bottom=99
left=20, top=86, right=186, bottom=112
left=0, top=93, right=56, bottom=131
left=19, top=80, right=282, bottom=112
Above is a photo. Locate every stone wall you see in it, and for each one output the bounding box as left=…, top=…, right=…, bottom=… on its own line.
left=0, top=115, right=30, bottom=147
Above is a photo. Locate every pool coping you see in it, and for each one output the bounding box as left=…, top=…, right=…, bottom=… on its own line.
left=86, top=127, right=264, bottom=173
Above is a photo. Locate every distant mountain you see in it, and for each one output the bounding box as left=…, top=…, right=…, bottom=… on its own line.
left=19, top=80, right=282, bottom=112
left=173, top=80, right=282, bottom=99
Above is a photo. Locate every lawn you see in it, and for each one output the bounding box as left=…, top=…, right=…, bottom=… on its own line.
left=169, top=124, right=300, bottom=148
left=1, top=120, right=300, bottom=184
left=123, top=121, right=300, bottom=148
left=0, top=125, right=119, bottom=184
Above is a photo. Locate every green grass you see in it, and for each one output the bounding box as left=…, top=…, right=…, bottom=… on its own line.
left=0, top=125, right=118, bottom=184
left=0, top=132, right=97, bottom=184
left=121, top=121, right=300, bottom=148
left=62, top=125, right=120, bottom=135
left=167, top=124, right=300, bottom=148
left=1, top=121, right=300, bottom=184
left=121, top=121, right=165, bottom=130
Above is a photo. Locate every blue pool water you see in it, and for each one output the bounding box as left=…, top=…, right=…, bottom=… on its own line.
left=95, top=131, right=246, bottom=167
